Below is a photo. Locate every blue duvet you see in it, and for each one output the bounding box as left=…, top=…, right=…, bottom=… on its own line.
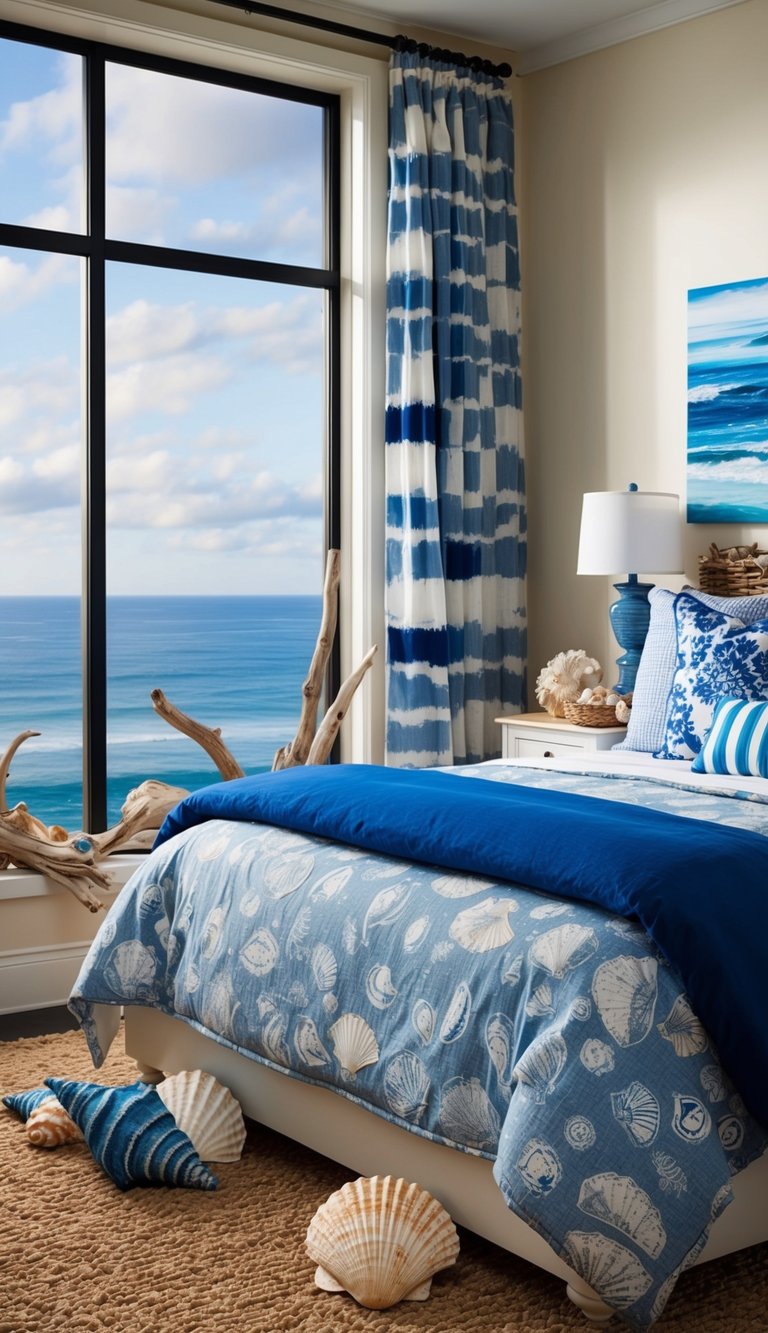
left=71, top=762, right=768, bottom=1330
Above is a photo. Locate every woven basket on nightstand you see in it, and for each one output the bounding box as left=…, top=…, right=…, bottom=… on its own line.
left=562, top=701, right=623, bottom=728
left=698, top=543, right=768, bottom=597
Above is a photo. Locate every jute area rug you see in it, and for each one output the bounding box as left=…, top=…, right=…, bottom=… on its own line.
left=0, top=1029, right=766, bottom=1333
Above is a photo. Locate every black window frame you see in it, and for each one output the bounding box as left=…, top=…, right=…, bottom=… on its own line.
left=0, top=19, right=341, bottom=832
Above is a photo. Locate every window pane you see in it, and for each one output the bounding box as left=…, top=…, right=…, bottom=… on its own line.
left=105, top=263, right=325, bottom=822
left=0, top=247, right=83, bottom=827
left=0, top=39, right=83, bottom=233
left=105, top=63, right=324, bottom=268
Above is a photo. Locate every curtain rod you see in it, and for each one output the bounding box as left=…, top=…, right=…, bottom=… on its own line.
left=207, top=0, right=513, bottom=78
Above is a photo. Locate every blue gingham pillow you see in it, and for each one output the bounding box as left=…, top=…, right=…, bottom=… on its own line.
left=654, top=594, right=768, bottom=761
left=692, top=697, right=768, bottom=777
left=614, top=586, right=768, bottom=753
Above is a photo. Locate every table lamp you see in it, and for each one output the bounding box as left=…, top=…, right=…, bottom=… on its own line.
left=577, top=483, right=683, bottom=694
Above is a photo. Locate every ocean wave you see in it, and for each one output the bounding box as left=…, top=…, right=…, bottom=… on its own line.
left=4, top=721, right=301, bottom=755
left=687, top=383, right=739, bottom=403
left=688, top=456, right=768, bottom=484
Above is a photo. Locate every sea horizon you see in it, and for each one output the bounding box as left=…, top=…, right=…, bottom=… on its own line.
left=0, top=594, right=323, bottom=830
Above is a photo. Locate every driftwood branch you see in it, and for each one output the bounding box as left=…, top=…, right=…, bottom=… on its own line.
left=151, top=689, right=244, bottom=781
left=306, top=645, right=378, bottom=766
left=273, top=549, right=340, bottom=770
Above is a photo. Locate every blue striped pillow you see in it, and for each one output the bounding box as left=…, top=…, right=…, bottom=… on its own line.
left=692, top=698, right=768, bottom=778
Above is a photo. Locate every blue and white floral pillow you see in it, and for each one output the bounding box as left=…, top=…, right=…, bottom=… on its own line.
left=655, top=593, right=768, bottom=761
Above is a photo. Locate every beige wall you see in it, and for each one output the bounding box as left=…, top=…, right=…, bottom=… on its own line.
left=521, top=0, right=768, bottom=689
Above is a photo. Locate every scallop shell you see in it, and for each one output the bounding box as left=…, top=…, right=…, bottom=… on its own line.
left=26, top=1100, right=83, bottom=1148
left=513, top=1033, right=567, bottom=1103
left=294, top=1016, right=331, bottom=1068
left=525, top=982, right=555, bottom=1018
left=448, top=898, right=516, bottom=954
left=361, top=885, right=411, bottom=945
left=579, top=1038, right=615, bottom=1077
left=263, top=852, right=314, bottom=899
left=365, top=964, right=398, bottom=1010
left=311, top=943, right=338, bottom=992
left=515, top=1137, right=562, bottom=1196
left=103, top=939, right=158, bottom=1001
left=438, top=1076, right=501, bottom=1151
left=412, top=999, right=435, bottom=1046
left=431, top=873, right=496, bottom=898
left=562, top=1232, right=652, bottom=1310
left=306, top=1175, right=459, bottom=1310
left=610, top=1081, right=660, bottom=1147
left=485, top=1012, right=515, bottom=1090
left=329, top=1013, right=379, bottom=1079
left=155, top=1070, right=246, bottom=1163
left=592, top=955, right=658, bottom=1047
left=240, top=928, right=279, bottom=978
left=577, top=1173, right=666, bottom=1259
left=438, top=982, right=472, bottom=1044
left=529, top=924, right=597, bottom=979
left=657, top=994, right=708, bottom=1058
left=383, top=1051, right=430, bottom=1124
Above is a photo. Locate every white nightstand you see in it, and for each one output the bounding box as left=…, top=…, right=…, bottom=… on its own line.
left=495, top=711, right=627, bottom=760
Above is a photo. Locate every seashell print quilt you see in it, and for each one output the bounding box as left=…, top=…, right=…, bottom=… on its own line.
left=69, top=762, right=768, bottom=1330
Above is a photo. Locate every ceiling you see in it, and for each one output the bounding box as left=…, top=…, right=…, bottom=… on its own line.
left=318, top=0, right=748, bottom=72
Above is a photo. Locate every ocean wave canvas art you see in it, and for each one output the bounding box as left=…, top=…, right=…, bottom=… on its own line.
left=688, top=275, right=768, bottom=523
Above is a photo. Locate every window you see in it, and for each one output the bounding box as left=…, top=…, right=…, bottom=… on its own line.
left=0, top=21, right=340, bottom=831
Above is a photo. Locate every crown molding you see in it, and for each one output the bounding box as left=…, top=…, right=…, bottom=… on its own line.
left=516, top=0, right=748, bottom=75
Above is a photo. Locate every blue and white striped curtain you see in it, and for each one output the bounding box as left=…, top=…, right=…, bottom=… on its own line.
left=385, top=51, right=527, bottom=767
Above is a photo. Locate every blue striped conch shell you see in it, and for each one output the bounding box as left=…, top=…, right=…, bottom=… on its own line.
left=306, top=1175, right=459, bottom=1310
left=563, top=1231, right=652, bottom=1310
left=412, top=999, right=435, bottom=1046
left=438, top=983, right=472, bottom=1044
left=528, top=924, right=597, bottom=979
left=671, top=1093, right=711, bottom=1144
left=579, top=1038, right=615, bottom=1077
left=294, top=1016, right=331, bottom=1068
left=329, top=1013, right=379, bottom=1079
left=515, top=1138, right=562, bottom=1196
left=513, top=1033, right=567, bottom=1103
left=241, top=927, right=279, bottom=978
left=577, top=1173, right=666, bottom=1259
left=2, top=1086, right=55, bottom=1121
left=366, top=964, right=397, bottom=1010
left=155, top=1070, right=246, bottom=1163
left=311, top=943, right=337, bottom=992
left=657, top=994, right=708, bottom=1058
left=437, top=1077, right=501, bottom=1151
left=263, top=851, right=314, bottom=898
left=449, top=898, right=517, bottom=954
left=592, top=955, right=658, bottom=1047
left=383, top=1051, right=430, bottom=1124
left=46, top=1078, right=217, bottom=1192
left=361, top=885, right=411, bottom=945
left=611, top=1081, right=660, bottom=1147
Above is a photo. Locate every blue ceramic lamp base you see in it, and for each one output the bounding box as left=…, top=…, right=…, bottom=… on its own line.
left=609, top=575, right=654, bottom=695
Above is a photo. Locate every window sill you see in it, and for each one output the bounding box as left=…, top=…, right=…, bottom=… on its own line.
left=0, top=853, right=144, bottom=903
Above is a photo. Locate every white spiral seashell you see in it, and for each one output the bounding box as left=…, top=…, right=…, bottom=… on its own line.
left=329, top=1013, right=379, bottom=1079
left=155, top=1070, right=246, bottom=1163
left=26, top=1099, right=83, bottom=1148
left=306, top=1175, right=459, bottom=1310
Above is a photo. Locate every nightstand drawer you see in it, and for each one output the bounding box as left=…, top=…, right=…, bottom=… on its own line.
left=516, top=736, right=584, bottom=759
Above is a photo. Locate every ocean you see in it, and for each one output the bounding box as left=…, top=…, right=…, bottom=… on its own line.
left=687, top=330, right=768, bottom=523
left=0, top=596, right=322, bottom=830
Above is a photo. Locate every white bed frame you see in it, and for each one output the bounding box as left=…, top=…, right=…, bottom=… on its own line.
left=125, top=1006, right=768, bottom=1324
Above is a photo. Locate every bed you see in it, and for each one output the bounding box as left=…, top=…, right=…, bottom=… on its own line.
left=68, top=748, right=768, bottom=1330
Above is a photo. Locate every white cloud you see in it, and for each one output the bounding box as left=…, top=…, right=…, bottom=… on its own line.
left=33, top=444, right=78, bottom=480
left=105, top=185, right=177, bottom=243
left=0, top=252, right=76, bottom=314
left=0, top=52, right=81, bottom=167
left=0, top=456, right=23, bottom=482
left=107, top=352, right=231, bottom=421
left=107, top=300, right=202, bottom=366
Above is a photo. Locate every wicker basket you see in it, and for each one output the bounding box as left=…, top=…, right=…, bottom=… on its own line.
left=698, top=543, right=768, bottom=597
left=562, top=701, right=623, bottom=729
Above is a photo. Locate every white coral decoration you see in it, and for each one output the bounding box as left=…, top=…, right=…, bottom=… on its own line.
left=535, top=650, right=602, bottom=718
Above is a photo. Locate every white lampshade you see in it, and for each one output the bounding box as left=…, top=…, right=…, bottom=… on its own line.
left=577, top=489, right=683, bottom=576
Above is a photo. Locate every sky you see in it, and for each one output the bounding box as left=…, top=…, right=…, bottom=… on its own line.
left=0, top=37, right=329, bottom=596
